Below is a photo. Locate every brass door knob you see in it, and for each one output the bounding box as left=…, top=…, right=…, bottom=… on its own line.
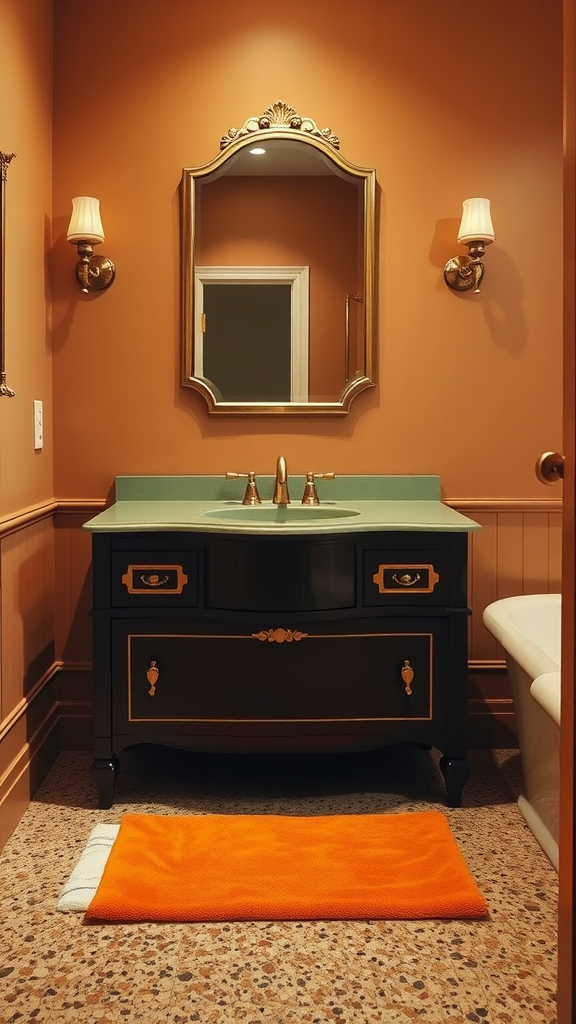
left=536, top=451, right=565, bottom=485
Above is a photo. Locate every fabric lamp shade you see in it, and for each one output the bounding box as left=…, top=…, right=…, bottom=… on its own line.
left=67, top=196, right=105, bottom=244
left=457, top=198, right=495, bottom=245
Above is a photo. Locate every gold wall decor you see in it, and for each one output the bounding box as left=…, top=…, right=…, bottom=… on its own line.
left=0, top=151, right=16, bottom=397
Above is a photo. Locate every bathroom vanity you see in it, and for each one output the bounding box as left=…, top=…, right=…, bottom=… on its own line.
left=84, top=474, right=480, bottom=809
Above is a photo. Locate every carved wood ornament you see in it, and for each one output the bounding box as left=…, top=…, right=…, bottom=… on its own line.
left=220, top=101, right=339, bottom=151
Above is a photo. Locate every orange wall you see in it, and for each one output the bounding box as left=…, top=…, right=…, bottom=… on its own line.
left=0, top=0, right=53, bottom=518
left=49, top=0, right=562, bottom=502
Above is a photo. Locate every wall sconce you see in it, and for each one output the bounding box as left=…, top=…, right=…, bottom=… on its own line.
left=443, top=198, right=494, bottom=294
left=67, top=196, right=115, bottom=293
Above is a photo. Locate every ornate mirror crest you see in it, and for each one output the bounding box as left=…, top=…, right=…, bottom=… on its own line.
left=219, top=100, right=340, bottom=152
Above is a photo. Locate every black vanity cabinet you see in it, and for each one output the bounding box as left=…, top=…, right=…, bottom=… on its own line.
left=89, top=529, right=471, bottom=809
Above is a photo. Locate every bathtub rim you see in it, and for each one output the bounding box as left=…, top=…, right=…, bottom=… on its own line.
left=482, top=593, right=561, bottom=681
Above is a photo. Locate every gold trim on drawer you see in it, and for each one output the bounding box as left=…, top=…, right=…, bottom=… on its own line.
left=372, top=564, right=439, bottom=594
left=121, top=564, right=189, bottom=595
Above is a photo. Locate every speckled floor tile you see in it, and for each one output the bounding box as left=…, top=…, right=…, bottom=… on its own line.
left=0, top=746, right=558, bottom=1023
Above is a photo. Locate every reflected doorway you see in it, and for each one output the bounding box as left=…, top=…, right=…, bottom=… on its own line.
left=203, top=283, right=291, bottom=402
left=194, top=265, right=310, bottom=403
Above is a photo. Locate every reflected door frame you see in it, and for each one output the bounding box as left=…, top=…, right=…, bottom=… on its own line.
left=194, top=266, right=310, bottom=402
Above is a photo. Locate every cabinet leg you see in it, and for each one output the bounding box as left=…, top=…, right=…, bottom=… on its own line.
left=91, top=756, right=119, bottom=809
left=439, top=755, right=469, bottom=808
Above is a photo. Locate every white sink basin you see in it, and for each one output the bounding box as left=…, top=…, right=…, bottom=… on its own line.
left=202, top=504, right=361, bottom=524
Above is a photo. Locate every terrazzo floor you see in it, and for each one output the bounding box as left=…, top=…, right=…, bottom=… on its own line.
left=0, top=744, right=558, bottom=1024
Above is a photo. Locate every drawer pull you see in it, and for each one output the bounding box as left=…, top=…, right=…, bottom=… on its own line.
left=372, top=564, right=440, bottom=594
left=147, top=660, right=159, bottom=696
left=252, top=628, right=309, bottom=643
left=121, top=564, right=189, bottom=595
left=401, top=659, right=414, bottom=695
left=140, top=573, right=170, bottom=587
left=392, top=572, right=421, bottom=587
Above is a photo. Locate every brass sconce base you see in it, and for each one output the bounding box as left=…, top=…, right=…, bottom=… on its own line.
left=444, top=239, right=491, bottom=294
left=443, top=254, right=485, bottom=293
left=75, top=253, right=116, bottom=294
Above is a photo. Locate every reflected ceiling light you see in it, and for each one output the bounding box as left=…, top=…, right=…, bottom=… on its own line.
left=67, top=196, right=115, bottom=294
left=443, top=198, right=495, bottom=294
left=249, top=147, right=266, bottom=155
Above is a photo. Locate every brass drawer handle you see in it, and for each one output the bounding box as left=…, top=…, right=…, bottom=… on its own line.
left=121, top=564, right=189, bottom=595
left=401, top=659, right=414, bottom=695
left=372, top=564, right=440, bottom=594
left=392, top=572, right=421, bottom=587
left=139, top=573, right=170, bottom=588
left=147, top=660, right=159, bottom=696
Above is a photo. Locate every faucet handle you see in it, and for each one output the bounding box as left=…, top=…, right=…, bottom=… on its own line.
left=301, top=472, right=336, bottom=505
left=225, top=470, right=262, bottom=505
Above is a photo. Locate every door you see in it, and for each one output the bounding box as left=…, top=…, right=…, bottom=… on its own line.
left=558, top=0, right=575, bottom=1019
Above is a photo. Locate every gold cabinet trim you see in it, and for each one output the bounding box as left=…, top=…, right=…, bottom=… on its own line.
left=126, top=631, right=433, bottom=723
left=372, top=563, right=440, bottom=594
left=121, top=564, right=189, bottom=595
left=252, top=628, right=309, bottom=643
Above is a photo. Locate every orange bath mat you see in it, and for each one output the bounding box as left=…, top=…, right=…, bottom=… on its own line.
left=85, top=811, right=487, bottom=922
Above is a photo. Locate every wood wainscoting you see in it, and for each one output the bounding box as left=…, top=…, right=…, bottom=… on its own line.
left=452, top=498, right=563, bottom=748
left=0, top=496, right=562, bottom=848
left=0, top=502, right=96, bottom=849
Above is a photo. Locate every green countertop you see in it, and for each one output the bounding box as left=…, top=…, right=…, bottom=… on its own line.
left=83, top=475, right=480, bottom=535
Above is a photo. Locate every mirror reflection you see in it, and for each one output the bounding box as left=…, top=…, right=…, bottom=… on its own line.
left=181, top=102, right=377, bottom=415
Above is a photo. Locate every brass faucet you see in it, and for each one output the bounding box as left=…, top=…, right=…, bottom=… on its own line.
left=225, top=470, right=262, bottom=505
left=272, top=455, right=290, bottom=505
left=301, top=471, right=336, bottom=504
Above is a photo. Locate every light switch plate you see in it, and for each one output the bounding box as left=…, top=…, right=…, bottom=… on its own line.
left=33, top=399, right=43, bottom=450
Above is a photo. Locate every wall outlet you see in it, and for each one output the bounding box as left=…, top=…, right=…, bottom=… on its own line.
left=33, top=399, right=43, bottom=450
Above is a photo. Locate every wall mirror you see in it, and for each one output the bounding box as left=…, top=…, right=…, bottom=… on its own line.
left=180, top=101, right=377, bottom=415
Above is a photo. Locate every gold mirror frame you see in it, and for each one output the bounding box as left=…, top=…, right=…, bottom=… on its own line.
left=180, top=102, right=377, bottom=416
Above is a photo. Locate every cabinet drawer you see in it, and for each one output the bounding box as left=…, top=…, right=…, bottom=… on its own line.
left=113, top=618, right=447, bottom=729
left=363, top=549, right=454, bottom=606
left=110, top=552, right=198, bottom=607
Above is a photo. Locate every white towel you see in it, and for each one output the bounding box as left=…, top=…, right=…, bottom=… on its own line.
left=57, top=824, right=120, bottom=912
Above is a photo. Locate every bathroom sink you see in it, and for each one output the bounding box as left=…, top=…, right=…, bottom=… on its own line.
left=83, top=475, right=483, bottom=534
left=202, top=504, right=361, bottom=524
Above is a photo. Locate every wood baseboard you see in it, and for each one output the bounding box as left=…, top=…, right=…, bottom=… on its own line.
left=466, top=666, right=517, bottom=748
left=0, top=697, right=61, bottom=850
left=0, top=666, right=92, bottom=850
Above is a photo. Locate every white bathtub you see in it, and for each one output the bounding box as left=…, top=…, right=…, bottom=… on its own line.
left=482, top=593, right=560, bottom=870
